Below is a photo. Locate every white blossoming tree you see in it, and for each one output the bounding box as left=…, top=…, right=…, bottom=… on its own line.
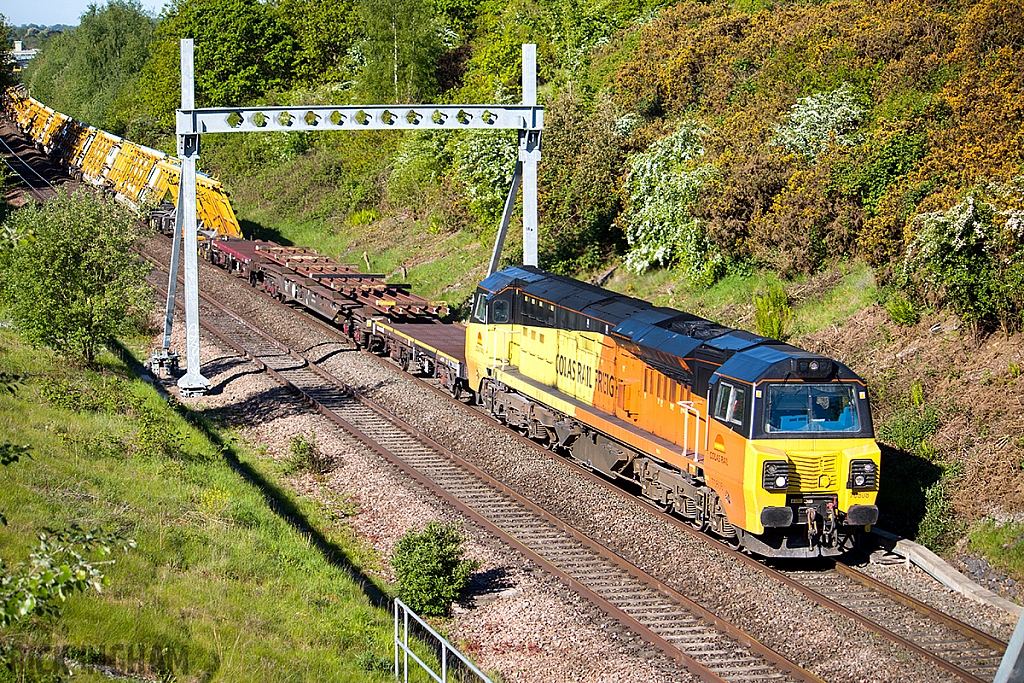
left=620, top=121, right=722, bottom=283
left=773, top=83, right=865, bottom=160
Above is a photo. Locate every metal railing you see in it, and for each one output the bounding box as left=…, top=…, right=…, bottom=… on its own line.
left=394, top=599, right=493, bottom=683
left=678, top=400, right=705, bottom=457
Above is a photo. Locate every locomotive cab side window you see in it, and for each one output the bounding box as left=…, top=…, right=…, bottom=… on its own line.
left=492, top=299, right=510, bottom=323
left=472, top=292, right=487, bottom=323
left=713, top=381, right=748, bottom=427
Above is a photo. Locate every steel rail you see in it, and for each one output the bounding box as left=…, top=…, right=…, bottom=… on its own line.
left=144, top=253, right=824, bottom=683
left=146, top=235, right=1011, bottom=683
left=833, top=562, right=1008, bottom=653
left=355, top=332, right=1008, bottom=683
left=0, top=133, right=58, bottom=202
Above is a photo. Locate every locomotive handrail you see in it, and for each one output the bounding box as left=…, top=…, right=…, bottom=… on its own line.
left=678, top=400, right=704, bottom=459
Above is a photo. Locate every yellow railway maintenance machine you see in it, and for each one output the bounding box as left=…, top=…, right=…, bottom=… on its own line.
left=4, top=87, right=242, bottom=239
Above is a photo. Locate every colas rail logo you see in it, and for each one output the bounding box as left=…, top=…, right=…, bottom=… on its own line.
left=556, top=354, right=617, bottom=398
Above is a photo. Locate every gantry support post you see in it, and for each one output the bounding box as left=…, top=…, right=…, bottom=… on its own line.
left=995, top=610, right=1024, bottom=683
left=520, top=44, right=540, bottom=268
left=488, top=44, right=541, bottom=274
left=488, top=162, right=521, bottom=276
left=146, top=182, right=183, bottom=377
left=162, top=184, right=183, bottom=353
left=176, top=39, right=210, bottom=397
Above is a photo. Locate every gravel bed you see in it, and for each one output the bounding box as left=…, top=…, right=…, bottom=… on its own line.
left=149, top=236, right=1019, bottom=682
left=854, top=552, right=1018, bottom=642
left=952, top=552, right=1024, bottom=608
left=154, top=304, right=693, bottom=683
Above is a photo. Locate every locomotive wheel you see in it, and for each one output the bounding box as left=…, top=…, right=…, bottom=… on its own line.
left=451, top=381, right=462, bottom=400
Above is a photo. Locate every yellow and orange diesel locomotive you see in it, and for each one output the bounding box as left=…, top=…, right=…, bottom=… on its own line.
left=466, top=267, right=880, bottom=558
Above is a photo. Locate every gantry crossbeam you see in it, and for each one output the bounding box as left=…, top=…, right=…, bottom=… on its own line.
left=177, top=104, right=543, bottom=134
left=166, top=40, right=543, bottom=396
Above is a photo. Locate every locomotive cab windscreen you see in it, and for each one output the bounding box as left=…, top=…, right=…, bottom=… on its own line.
left=763, top=384, right=861, bottom=434
left=755, top=381, right=873, bottom=439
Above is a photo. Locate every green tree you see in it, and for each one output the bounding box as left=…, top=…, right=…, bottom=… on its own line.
left=22, top=1, right=155, bottom=133
left=0, top=14, right=13, bottom=92
left=357, top=0, right=442, bottom=103
left=0, top=189, right=152, bottom=365
left=137, top=0, right=296, bottom=128
left=275, top=0, right=358, bottom=88
left=391, top=521, right=479, bottom=616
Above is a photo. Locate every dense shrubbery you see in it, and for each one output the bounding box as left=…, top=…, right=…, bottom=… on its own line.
left=538, top=92, right=625, bottom=273
left=391, top=521, right=479, bottom=616
left=903, top=185, right=1024, bottom=333
left=620, top=122, right=721, bottom=282
left=601, top=0, right=1024, bottom=323
left=19, top=0, right=1024, bottom=329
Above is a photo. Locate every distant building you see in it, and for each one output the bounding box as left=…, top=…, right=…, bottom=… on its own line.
left=10, top=41, right=38, bottom=73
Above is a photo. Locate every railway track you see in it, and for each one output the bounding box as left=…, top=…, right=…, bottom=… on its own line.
left=780, top=563, right=1005, bottom=682
left=191, top=253, right=1009, bottom=682
left=144, top=254, right=824, bottom=683
left=0, top=127, right=58, bottom=202
left=141, top=235, right=1013, bottom=681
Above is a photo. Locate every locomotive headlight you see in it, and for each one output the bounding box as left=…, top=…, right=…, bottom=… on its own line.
left=848, top=459, right=878, bottom=490
left=809, top=360, right=820, bottom=371
left=762, top=460, right=790, bottom=492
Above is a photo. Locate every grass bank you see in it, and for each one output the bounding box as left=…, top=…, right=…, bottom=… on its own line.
left=0, top=329, right=433, bottom=682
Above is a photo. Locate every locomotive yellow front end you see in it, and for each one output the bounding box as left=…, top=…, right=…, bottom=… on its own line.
left=713, top=353, right=881, bottom=558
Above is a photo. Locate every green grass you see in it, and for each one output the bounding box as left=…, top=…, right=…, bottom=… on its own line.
left=788, top=261, right=877, bottom=337
left=0, top=329, right=439, bottom=682
left=968, top=520, right=1024, bottom=578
